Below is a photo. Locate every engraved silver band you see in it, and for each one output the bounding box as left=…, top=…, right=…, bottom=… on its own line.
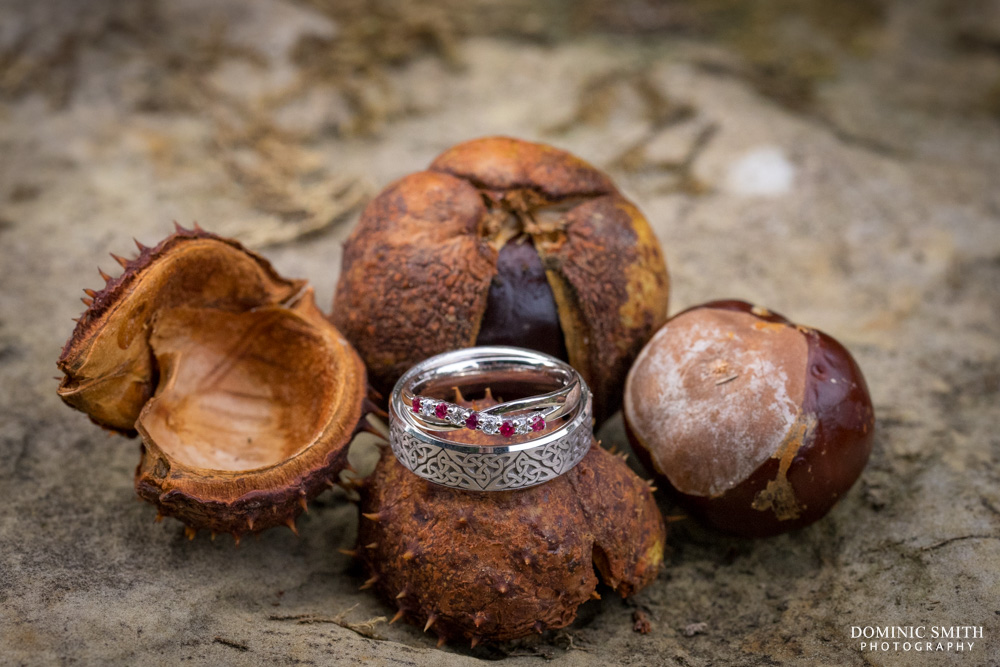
left=389, top=346, right=593, bottom=491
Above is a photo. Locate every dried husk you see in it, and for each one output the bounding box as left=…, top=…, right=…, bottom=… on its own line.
left=57, top=227, right=370, bottom=539
left=357, top=424, right=665, bottom=644
left=333, top=136, right=670, bottom=422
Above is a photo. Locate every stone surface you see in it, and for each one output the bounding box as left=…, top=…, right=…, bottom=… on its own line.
left=1, top=0, right=999, bottom=664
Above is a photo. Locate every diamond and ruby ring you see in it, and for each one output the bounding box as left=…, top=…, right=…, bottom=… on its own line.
left=389, top=346, right=593, bottom=491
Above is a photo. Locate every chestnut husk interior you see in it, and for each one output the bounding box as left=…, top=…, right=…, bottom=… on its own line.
left=626, top=300, right=875, bottom=538
left=57, top=228, right=371, bottom=538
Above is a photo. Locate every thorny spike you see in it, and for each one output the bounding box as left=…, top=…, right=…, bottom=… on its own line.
left=390, top=609, right=405, bottom=624
left=533, top=621, right=545, bottom=634
left=83, top=288, right=98, bottom=298
left=590, top=591, right=601, bottom=600
left=285, top=517, right=299, bottom=535
left=134, top=238, right=147, bottom=252
left=395, top=590, right=407, bottom=599
left=325, top=478, right=337, bottom=489
left=298, top=495, right=309, bottom=513
left=193, top=221, right=204, bottom=231
left=402, top=549, right=416, bottom=561
left=362, top=512, right=380, bottom=522
left=210, top=531, right=217, bottom=541
left=357, top=420, right=383, bottom=437
left=111, top=253, right=129, bottom=268
left=232, top=533, right=242, bottom=548
left=247, top=517, right=255, bottom=531
left=436, top=636, right=446, bottom=648
left=173, top=221, right=185, bottom=233
left=337, top=548, right=358, bottom=558
left=70, top=318, right=80, bottom=323
left=362, top=397, right=388, bottom=420
left=365, top=542, right=377, bottom=550
left=98, top=268, right=111, bottom=282
left=424, top=614, right=437, bottom=633
left=359, top=575, right=379, bottom=590
left=470, top=636, right=480, bottom=649
left=81, top=297, right=93, bottom=306
left=184, top=526, right=197, bottom=541
left=473, top=611, right=486, bottom=628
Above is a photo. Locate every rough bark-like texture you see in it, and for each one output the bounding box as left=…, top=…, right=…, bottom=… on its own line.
left=357, top=444, right=664, bottom=645
left=3, top=0, right=1000, bottom=664
left=334, top=136, right=670, bottom=422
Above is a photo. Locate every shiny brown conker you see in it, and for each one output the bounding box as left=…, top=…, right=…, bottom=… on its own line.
left=623, top=300, right=875, bottom=538
left=332, top=136, right=670, bottom=422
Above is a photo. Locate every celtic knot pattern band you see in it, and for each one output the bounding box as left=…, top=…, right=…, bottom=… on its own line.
left=389, top=346, right=593, bottom=491
left=389, top=418, right=591, bottom=491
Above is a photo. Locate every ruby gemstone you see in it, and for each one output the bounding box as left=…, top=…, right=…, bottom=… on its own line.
left=531, top=416, right=545, bottom=432
left=411, top=397, right=421, bottom=413
left=500, top=421, right=515, bottom=437
left=435, top=402, right=448, bottom=419
left=465, top=413, right=479, bottom=430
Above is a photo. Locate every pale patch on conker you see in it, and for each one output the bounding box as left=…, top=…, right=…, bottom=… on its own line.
left=624, top=308, right=808, bottom=498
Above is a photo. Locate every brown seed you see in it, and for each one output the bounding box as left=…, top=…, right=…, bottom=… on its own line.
left=624, top=299, right=875, bottom=537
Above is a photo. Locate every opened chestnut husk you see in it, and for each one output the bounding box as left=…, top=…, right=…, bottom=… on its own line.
left=57, top=227, right=371, bottom=540
left=333, top=136, right=670, bottom=422
left=624, top=300, right=875, bottom=537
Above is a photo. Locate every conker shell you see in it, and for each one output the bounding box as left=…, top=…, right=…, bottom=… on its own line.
left=357, top=427, right=665, bottom=644
left=57, top=227, right=370, bottom=539
left=333, top=136, right=670, bottom=422
left=623, top=300, right=875, bottom=537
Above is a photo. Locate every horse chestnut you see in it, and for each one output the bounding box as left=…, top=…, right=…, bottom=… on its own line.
left=356, top=438, right=665, bottom=646
left=333, top=136, right=670, bottom=422
left=623, top=300, right=875, bottom=537
left=57, top=227, right=372, bottom=540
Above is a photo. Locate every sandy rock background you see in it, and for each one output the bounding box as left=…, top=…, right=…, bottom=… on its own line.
left=1, top=0, right=998, bottom=664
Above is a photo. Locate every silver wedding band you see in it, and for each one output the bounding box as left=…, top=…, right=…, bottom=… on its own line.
left=389, top=346, right=593, bottom=491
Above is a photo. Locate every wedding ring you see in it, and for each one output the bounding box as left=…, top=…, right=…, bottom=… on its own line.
left=389, top=346, right=593, bottom=491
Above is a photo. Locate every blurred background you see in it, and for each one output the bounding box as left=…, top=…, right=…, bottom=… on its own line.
left=2, top=1, right=999, bottom=665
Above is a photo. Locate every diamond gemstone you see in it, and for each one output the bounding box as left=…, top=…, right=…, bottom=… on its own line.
left=479, top=414, right=500, bottom=435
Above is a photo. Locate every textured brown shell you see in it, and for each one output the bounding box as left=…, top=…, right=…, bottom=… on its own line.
left=333, top=136, right=670, bottom=421
left=57, top=227, right=370, bottom=539
left=624, top=300, right=875, bottom=537
left=357, top=443, right=665, bottom=644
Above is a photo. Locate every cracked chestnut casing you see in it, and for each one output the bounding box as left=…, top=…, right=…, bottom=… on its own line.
left=332, top=136, right=670, bottom=423
left=355, top=390, right=664, bottom=645
left=57, top=227, right=372, bottom=540
left=623, top=300, right=875, bottom=538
